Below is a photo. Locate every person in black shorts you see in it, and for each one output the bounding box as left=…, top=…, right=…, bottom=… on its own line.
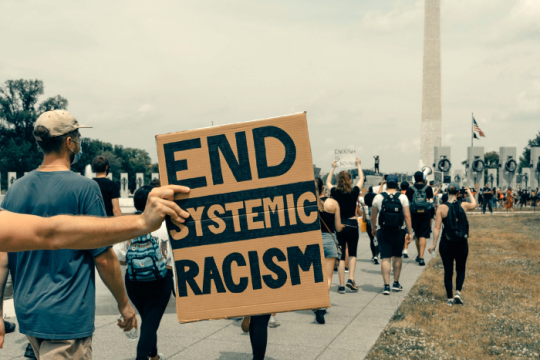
left=371, top=175, right=412, bottom=295
left=405, top=171, right=434, bottom=266
left=326, top=158, right=364, bottom=294
left=363, top=187, right=379, bottom=264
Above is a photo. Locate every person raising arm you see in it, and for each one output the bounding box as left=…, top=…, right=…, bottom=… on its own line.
left=326, top=158, right=364, bottom=191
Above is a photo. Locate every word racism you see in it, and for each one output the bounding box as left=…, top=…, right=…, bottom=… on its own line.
left=157, top=113, right=330, bottom=322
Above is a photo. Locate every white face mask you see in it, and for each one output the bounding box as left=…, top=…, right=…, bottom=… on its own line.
left=70, top=139, right=82, bottom=165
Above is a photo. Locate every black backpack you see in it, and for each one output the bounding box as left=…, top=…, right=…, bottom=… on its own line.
left=444, top=202, right=469, bottom=241
left=410, top=185, right=432, bottom=214
left=379, top=193, right=404, bottom=229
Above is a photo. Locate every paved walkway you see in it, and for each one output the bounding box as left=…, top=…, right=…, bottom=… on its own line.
left=3, top=231, right=433, bottom=360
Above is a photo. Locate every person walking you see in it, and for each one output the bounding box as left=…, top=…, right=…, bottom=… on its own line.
left=92, top=155, right=122, bottom=217
left=363, top=187, right=379, bottom=264
left=314, top=177, right=344, bottom=323
left=115, top=185, right=174, bottom=360
left=370, top=175, right=412, bottom=295
left=326, top=158, right=364, bottom=294
left=400, top=182, right=412, bottom=258
left=428, top=184, right=476, bottom=306
left=405, top=171, right=434, bottom=266
left=0, top=110, right=136, bottom=359
left=481, top=183, right=493, bottom=214
left=505, top=187, right=514, bottom=211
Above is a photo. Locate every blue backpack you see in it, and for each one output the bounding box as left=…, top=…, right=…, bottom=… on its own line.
left=126, top=234, right=168, bottom=282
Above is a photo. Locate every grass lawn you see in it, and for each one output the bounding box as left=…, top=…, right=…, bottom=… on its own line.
left=366, top=214, right=540, bottom=359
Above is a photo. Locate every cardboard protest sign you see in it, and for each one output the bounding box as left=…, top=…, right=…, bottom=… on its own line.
left=334, top=148, right=356, bottom=168
left=156, top=112, right=330, bottom=323
left=434, top=171, right=443, bottom=186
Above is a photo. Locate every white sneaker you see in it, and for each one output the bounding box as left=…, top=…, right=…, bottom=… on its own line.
left=446, top=299, right=454, bottom=306
left=158, top=353, right=166, bottom=360
left=268, top=317, right=280, bottom=328
left=454, top=292, right=464, bottom=305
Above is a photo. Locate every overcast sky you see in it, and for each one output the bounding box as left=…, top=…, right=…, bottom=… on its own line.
left=2, top=0, right=539, bottom=174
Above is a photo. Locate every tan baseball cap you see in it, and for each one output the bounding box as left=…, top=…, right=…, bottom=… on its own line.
left=33, top=110, right=92, bottom=141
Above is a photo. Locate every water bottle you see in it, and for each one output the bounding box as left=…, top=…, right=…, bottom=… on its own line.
left=118, top=315, right=139, bottom=341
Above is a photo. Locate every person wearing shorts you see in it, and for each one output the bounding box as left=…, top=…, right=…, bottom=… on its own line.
left=326, top=158, right=364, bottom=294
left=314, top=178, right=344, bottom=324
left=371, top=175, right=412, bottom=295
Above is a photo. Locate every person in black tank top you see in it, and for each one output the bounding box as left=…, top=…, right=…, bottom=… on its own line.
left=314, top=178, right=344, bottom=324
left=326, top=158, right=364, bottom=294
left=429, top=183, right=476, bottom=306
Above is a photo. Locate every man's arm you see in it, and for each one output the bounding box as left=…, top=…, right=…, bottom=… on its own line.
left=112, top=198, right=122, bottom=217
left=403, top=205, right=413, bottom=237
left=355, top=158, right=364, bottom=188
left=370, top=206, right=378, bottom=238
left=0, top=252, right=8, bottom=348
left=0, top=185, right=190, bottom=253
left=94, top=248, right=136, bottom=332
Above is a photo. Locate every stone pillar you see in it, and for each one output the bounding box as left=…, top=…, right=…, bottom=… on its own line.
left=8, top=172, right=17, bottom=189
left=434, top=146, right=451, bottom=183
left=453, top=169, right=464, bottom=187
left=467, top=147, right=484, bottom=188
left=499, top=147, right=517, bottom=189
left=151, top=173, right=159, bottom=181
left=120, top=173, right=129, bottom=198
left=530, top=147, right=540, bottom=190
left=420, top=0, right=442, bottom=180
left=136, top=173, right=144, bottom=191
left=487, top=169, right=497, bottom=188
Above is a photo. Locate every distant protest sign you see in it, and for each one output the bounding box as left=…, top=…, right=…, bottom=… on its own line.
left=156, top=112, right=330, bottom=323
left=334, top=148, right=356, bottom=168
left=434, top=171, right=443, bottom=186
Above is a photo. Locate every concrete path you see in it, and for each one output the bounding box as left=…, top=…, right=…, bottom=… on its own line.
left=2, top=231, right=433, bottom=360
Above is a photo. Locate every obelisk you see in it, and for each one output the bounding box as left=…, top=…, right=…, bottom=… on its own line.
left=420, top=0, right=442, bottom=175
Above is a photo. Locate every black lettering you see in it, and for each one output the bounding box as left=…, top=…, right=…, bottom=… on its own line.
left=248, top=251, right=262, bottom=290
left=287, top=245, right=324, bottom=285
left=202, top=257, right=226, bottom=295
left=222, top=252, right=249, bottom=293
left=176, top=260, right=202, bottom=297
left=208, top=132, right=252, bottom=185
left=253, top=126, right=296, bottom=179
left=262, top=248, right=288, bottom=289
left=164, top=139, right=207, bottom=189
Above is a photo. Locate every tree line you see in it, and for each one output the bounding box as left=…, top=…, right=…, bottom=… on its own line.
left=0, top=79, right=157, bottom=193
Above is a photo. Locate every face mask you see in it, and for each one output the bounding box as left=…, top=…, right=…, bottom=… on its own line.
left=71, top=140, right=82, bottom=165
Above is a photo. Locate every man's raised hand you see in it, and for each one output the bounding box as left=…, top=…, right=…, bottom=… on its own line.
left=140, top=185, right=190, bottom=232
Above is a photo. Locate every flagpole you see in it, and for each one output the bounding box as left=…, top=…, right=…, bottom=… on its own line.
left=471, top=113, right=474, bottom=148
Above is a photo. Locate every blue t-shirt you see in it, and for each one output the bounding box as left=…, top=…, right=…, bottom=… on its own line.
left=2, top=170, right=109, bottom=340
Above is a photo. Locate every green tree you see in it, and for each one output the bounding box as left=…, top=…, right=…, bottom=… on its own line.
left=0, top=79, right=68, bottom=190
left=519, top=131, right=540, bottom=172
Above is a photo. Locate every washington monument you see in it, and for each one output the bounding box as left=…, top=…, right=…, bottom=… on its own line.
left=420, top=0, right=442, bottom=173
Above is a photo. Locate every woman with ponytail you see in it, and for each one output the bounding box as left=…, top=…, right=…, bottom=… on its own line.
left=314, top=177, right=344, bottom=324
left=326, top=158, right=364, bottom=294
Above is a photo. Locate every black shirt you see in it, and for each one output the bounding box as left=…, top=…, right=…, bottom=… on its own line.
left=93, top=177, right=120, bottom=217
left=405, top=183, right=434, bottom=203
left=319, top=197, right=336, bottom=233
left=482, top=187, right=493, bottom=199
left=331, top=186, right=360, bottom=219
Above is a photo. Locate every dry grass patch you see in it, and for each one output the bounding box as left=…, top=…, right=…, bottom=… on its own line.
left=366, top=215, right=540, bottom=359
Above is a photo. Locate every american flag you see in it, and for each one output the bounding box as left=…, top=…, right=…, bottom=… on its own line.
left=473, top=117, right=486, bottom=137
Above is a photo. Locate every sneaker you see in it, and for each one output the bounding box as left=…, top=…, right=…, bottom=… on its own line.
left=447, top=299, right=454, bottom=306
left=338, top=286, right=346, bottom=294
left=418, top=258, right=425, bottom=266
left=372, top=256, right=379, bottom=265
left=344, top=267, right=349, bottom=273
left=315, top=309, right=325, bottom=324
left=241, top=316, right=250, bottom=333
left=454, top=292, right=464, bottom=305
left=383, top=285, right=390, bottom=295
left=402, top=250, right=409, bottom=259
left=24, top=343, right=37, bottom=359
left=4, top=320, right=16, bottom=334
left=392, top=282, right=403, bottom=292
left=268, top=317, right=281, bottom=328
left=346, top=279, right=358, bottom=292
left=415, top=255, right=420, bottom=263
left=158, top=353, right=166, bottom=360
